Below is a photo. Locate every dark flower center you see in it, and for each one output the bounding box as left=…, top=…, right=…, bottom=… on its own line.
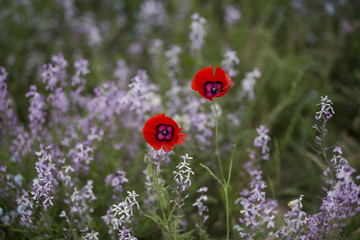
left=156, top=124, right=174, bottom=141
left=204, top=81, right=223, bottom=98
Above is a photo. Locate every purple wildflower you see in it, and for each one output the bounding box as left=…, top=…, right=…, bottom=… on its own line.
left=235, top=125, right=278, bottom=239
left=148, top=39, right=164, bottom=67
left=41, top=53, right=68, bottom=91
left=275, top=195, right=307, bottom=238
left=10, top=127, right=32, bottom=161
left=239, top=68, right=261, bottom=101
left=165, top=44, right=182, bottom=78
left=82, top=231, right=99, bottom=240
left=0, top=67, right=19, bottom=134
left=26, top=85, right=47, bottom=139
left=253, top=125, right=271, bottom=160
left=173, top=154, right=194, bottom=191
left=104, top=191, right=139, bottom=239
left=68, top=142, right=94, bottom=172
left=193, top=187, right=209, bottom=223
left=72, top=58, right=89, bottom=87
left=105, top=170, right=129, bottom=201
left=138, top=0, right=167, bottom=26
left=70, top=180, right=97, bottom=216
left=305, top=147, right=360, bottom=239
left=16, top=190, right=34, bottom=226
left=312, top=96, right=335, bottom=152
left=221, top=49, right=240, bottom=77
left=114, top=59, right=130, bottom=86
left=189, top=13, right=206, bottom=54
left=314, top=95, right=334, bottom=122
left=31, top=145, right=56, bottom=209
left=224, top=5, right=242, bottom=26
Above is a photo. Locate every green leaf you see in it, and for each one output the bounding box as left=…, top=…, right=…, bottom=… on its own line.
left=179, top=229, right=195, bottom=240
left=144, top=213, right=164, bottom=226
left=279, top=215, right=287, bottom=226
left=199, top=163, right=223, bottom=185
left=146, top=164, right=153, bottom=177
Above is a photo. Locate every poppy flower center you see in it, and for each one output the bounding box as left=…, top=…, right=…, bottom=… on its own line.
left=204, top=81, right=223, bottom=99
left=156, top=124, right=174, bottom=141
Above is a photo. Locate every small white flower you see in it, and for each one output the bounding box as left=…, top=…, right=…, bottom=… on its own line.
left=82, top=231, right=99, bottom=240
left=14, top=174, right=23, bottom=184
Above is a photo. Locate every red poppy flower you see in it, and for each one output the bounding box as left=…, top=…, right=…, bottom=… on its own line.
left=142, top=113, right=186, bottom=152
left=191, top=66, right=234, bottom=101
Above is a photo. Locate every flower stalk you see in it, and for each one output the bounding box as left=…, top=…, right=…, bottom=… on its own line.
left=211, top=100, right=233, bottom=240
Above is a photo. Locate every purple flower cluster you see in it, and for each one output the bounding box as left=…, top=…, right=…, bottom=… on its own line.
left=305, top=146, right=360, bottom=239
left=72, top=58, right=89, bottom=87
left=274, top=195, right=307, bottom=238
left=0, top=67, right=20, bottom=145
left=102, top=190, right=139, bottom=239
left=253, top=125, right=271, bottom=160
left=274, top=146, right=360, bottom=239
left=69, top=180, right=97, bottom=216
left=0, top=166, right=17, bottom=199
left=274, top=97, right=360, bottom=239
left=235, top=125, right=278, bottom=239
left=105, top=170, right=129, bottom=201
left=138, top=0, right=167, bottom=26
left=114, top=59, right=130, bottom=86
left=224, top=5, right=242, bottom=26
left=221, top=49, right=240, bottom=77
left=41, top=53, right=68, bottom=91
left=193, top=187, right=209, bottom=223
left=16, top=190, right=34, bottom=226
left=313, top=95, right=334, bottom=146
left=68, top=142, right=94, bottom=172
left=173, top=154, right=194, bottom=191
left=165, top=44, right=183, bottom=78
left=31, top=145, right=56, bottom=209
left=239, top=68, right=261, bottom=101
left=189, top=13, right=207, bottom=54
left=26, top=85, right=47, bottom=139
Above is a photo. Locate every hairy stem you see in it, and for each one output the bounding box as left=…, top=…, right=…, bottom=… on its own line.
left=150, top=152, right=172, bottom=238
left=225, top=187, right=230, bottom=240
left=212, top=100, right=230, bottom=240
left=213, top=100, right=225, bottom=182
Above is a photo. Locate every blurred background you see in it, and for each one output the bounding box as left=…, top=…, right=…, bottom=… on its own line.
left=0, top=0, right=360, bottom=238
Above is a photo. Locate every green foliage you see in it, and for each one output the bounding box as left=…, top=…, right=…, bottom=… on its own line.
left=1, top=0, right=360, bottom=239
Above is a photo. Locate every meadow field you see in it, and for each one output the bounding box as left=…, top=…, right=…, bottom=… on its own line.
left=0, top=0, right=359, bottom=239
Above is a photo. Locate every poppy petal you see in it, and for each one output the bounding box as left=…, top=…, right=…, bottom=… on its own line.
left=213, top=66, right=234, bottom=98
left=143, top=113, right=166, bottom=133
left=142, top=130, right=162, bottom=150
left=177, top=133, right=186, bottom=145
left=192, top=66, right=215, bottom=100
left=192, top=66, right=234, bottom=101
left=163, top=144, right=174, bottom=152
left=142, top=113, right=186, bottom=152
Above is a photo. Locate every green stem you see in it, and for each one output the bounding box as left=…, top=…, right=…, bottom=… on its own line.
left=159, top=150, right=176, bottom=240
left=212, top=100, right=230, bottom=240
left=227, top=147, right=234, bottom=186
left=151, top=155, right=166, bottom=220
left=213, top=100, right=225, bottom=182
left=225, top=147, right=235, bottom=240
left=320, top=126, right=334, bottom=180
left=225, top=187, right=230, bottom=240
